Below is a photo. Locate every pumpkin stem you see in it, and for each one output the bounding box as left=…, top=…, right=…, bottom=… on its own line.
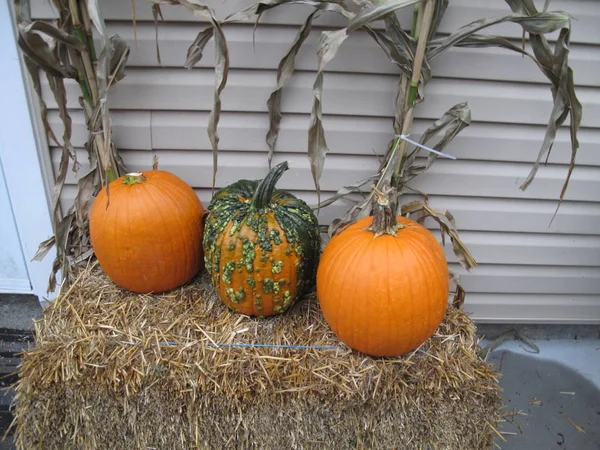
left=123, top=172, right=147, bottom=185
left=367, top=185, right=405, bottom=237
left=251, top=161, right=289, bottom=210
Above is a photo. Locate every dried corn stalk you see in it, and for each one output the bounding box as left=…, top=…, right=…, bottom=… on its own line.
left=14, top=0, right=130, bottom=293
left=224, top=0, right=582, bottom=298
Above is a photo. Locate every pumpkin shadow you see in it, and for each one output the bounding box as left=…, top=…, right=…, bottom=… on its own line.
left=487, top=349, right=600, bottom=450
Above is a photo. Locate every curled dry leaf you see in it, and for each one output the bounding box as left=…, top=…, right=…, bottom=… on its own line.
left=151, top=0, right=230, bottom=191
left=151, top=4, right=165, bottom=65
left=404, top=102, right=471, bottom=179
left=448, top=268, right=466, bottom=309
left=22, top=58, right=61, bottom=148
left=46, top=73, right=77, bottom=234
left=17, top=28, right=72, bottom=79
left=426, top=4, right=581, bottom=204
left=266, top=7, right=321, bottom=167
left=346, top=0, right=422, bottom=33
left=401, top=200, right=477, bottom=271
left=427, top=11, right=571, bottom=59
left=184, top=27, right=214, bottom=69
left=308, top=28, right=348, bottom=206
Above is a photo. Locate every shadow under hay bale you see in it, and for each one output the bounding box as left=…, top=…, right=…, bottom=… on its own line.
left=11, top=264, right=502, bottom=449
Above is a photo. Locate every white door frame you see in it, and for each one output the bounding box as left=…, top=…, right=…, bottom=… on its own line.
left=0, top=0, right=58, bottom=304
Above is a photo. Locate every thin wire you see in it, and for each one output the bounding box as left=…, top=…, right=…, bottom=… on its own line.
left=123, top=341, right=339, bottom=350
left=395, top=134, right=457, bottom=160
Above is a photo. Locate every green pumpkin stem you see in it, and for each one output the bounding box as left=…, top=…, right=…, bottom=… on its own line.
left=251, top=161, right=289, bottom=210
left=367, top=185, right=405, bottom=237
left=123, top=172, right=147, bottom=185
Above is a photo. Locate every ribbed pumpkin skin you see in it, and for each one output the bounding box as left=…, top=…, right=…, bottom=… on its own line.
left=203, top=174, right=320, bottom=317
left=317, top=216, right=449, bottom=357
left=89, top=171, right=205, bottom=294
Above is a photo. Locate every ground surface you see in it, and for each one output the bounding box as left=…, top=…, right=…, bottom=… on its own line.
left=486, top=339, right=600, bottom=450
left=0, top=294, right=598, bottom=449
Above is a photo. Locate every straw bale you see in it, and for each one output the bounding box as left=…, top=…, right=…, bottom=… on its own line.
left=11, top=263, right=502, bottom=449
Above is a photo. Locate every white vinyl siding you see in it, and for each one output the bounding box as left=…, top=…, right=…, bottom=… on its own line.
left=31, top=0, right=600, bottom=323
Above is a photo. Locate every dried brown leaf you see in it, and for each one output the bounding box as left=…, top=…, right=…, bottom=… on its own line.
left=184, top=27, right=213, bottom=69
left=74, top=170, right=97, bottom=231
left=427, top=11, right=571, bottom=59
left=347, top=0, right=422, bottom=33
left=401, top=200, right=477, bottom=270
left=152, top=4, right=165, bottom=65
left=17, top=30, right=71, bottom=79
left=266, top=7, right=321, bottom=167
left=22, top=57, right=61, bottom=147
left=46, top=73, right=76, bottom=223
left=405, top=102, right=470, bottom=178
left=308, top=28, right=348, bottom=204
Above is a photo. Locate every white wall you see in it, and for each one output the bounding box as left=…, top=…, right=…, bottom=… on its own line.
left=29, top=0, right=600, bottom=322
left=0, top=0, right=57, bottom=303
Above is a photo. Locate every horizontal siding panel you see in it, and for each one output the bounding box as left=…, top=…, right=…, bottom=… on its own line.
left=149, top=111, right=600, bottom=166
left=455, top=265, right=600, bottom=295
left=416, top=197, right=600, bottom=236
left=33, top=0, right=600, bottom=324
left=58, top=185, right=600, bottom=236
left=47, top=111, right=152, bottom=150
left=449, top=232, right=600, bottom=267
left=464, top=294, right=600, bottom=324
left=57, top=179, right=600, bottom=287
left=50, top=148, right=600, bottom=203
left=30, top=0, right=599, bottom=44
left=40, top=69, right=600, bottom=128
left=91, top=22, right=599, bottom=87
left=47, top=110, right=600, bottom=166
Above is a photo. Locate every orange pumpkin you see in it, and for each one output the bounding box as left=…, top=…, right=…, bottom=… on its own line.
left=89, top=171, right=205, bottom=294
left=316, top=190, right=449, bottom=357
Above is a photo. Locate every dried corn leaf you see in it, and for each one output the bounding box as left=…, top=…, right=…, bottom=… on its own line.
left=521, top=28, right=581, bottom=205
left=151, top=0, right=230, bottom=190
left=404, top=102, right=470, bottom=178
left=449, top=268, right=466, bottom=309
left=313, top=176, right=373, bottom=210
left=308, top=29, right=348, bottom=204
left=428, top=0, right=449, bottom=41
left=225, top=0, right=350, bottom=22
left=266, top=8, right=321, bottom=166
left=17, top=28, right=71, bottom=79
left=21, top=21, right=86, bottom=49
left=401, top=200, right=477, bottom=270
left=505, top=0, right=545, bottom=15
left=46, top=72, right=76, bottom=217
left=108, top=35, right=130, bottom=84
left=74, top=170, right=98, bottom=231
left=48, top=211, right=75, bottom=293
left=151, top=4, right=164, bottom=65
left=21, top=57, right=61, bottom=147
left=207, top=22, right=229, bottom=191
left=347, top=0, right=422, bottom=33
left=363, top=26, right=412, bottom=70
left=184, top=27, right=214, bottom=68
left=427, top=11, right=571, bottom=59
left=426, top=4, right=581, bottom=206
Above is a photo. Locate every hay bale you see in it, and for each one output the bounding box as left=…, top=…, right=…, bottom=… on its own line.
left=12, top=264, right=502, bottom=449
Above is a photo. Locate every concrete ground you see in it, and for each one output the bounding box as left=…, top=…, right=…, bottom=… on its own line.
left=0, top=294, right=599, bottom=449
left=485, top=338, right=600, bottom=450
left=0, top=294, right=42, bottom=331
